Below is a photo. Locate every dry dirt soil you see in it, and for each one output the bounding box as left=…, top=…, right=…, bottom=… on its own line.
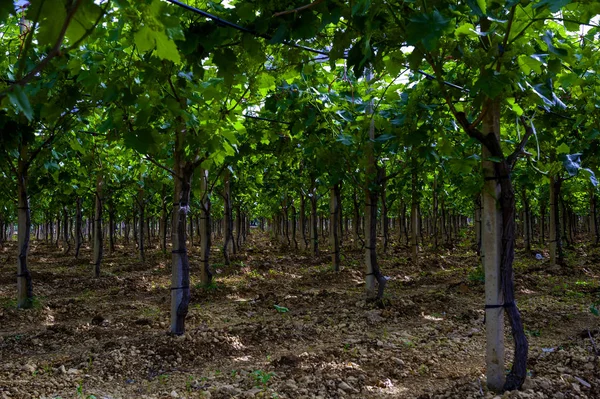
left=0, top=232, right=599, bottom=399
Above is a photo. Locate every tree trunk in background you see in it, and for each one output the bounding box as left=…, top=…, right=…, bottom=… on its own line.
left=171, top=167, right=193, bottom=335
left=481, top=100, right=505, bottom=392
left=108, top=203, right=115, bottom=254
left=132, top=205, right=138, bottom=251
left=381, top=168, right=389, bottom=253
left=300, top=194, right=308, bottom=250
left=17, top=155, right=33, bottom=308
left=338, top=181, right=343, bottom=247
left=235, top=205, right=242, bottom=249
left=62, top=206, right=71, bottom=255
left=549, top=176, right=563, bottom=265
left=353, top=187, right=361, bottom=249
left=364, top=84, right=387, bottom=302
left=188, top=213, right=194, bottom=247
left=223, top=169, right=233, bottom=265
left=591, top=188, right=598, bottom=245
left=433, top=175, right=439, bottom=249
left=283, top=201, right=290, bottom=247
left=411, top=158, right=419, bottom=262
left=139, top=198, right=146, bottom=263
left=55, top=216, right=60, bottom=247
left=540, top=200, right=546, bottom=245
left=291, top=205, right=298, bottom=250
left=93, top=175, right=103, bottom=278
left=561, top=197, right=570, bottom=248
left=75, top=197, right=83, bottom=258
left=199, top=169, right=212, bottom=286
left=160, top=184, right=167, bottom=254
left=474, top=194, right=482, bottom=256
left=522, top=189, right=531, bottom=252
left=330, top=184, right=340, bottom=272
left=310, top=183, right=319, bottom=256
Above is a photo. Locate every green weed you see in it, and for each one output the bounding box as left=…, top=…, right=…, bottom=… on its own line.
left=253, top=370, right=274, bottom=387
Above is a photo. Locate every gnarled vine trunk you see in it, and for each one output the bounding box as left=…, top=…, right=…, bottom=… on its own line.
left=199, top=169, right=212, bottom=286
left=17, top=156, right=33, bottom=308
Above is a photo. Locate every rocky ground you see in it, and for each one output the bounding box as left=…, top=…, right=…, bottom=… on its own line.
left=0, top=231, right=599, bottom=399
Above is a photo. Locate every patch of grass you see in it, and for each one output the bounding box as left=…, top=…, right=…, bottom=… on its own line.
left=77, top=289, right=94, bottom=302
left=525, top=328, right=541, bottom=337
left=195, top=280, right=221, bottom=291
left=157, top=374, right=169, bottom=384
left=1, top=296, right=44, bottom=309
left=140, top=305, right=161, bottom=319
left=467, top=266, right=485, bottom=283
left=246, top=269, right=264, bottom=280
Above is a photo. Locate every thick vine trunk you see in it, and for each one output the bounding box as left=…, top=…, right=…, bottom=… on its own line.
left=171, top=168, right=193, bottom=335
left=480, top=101, right=505, bottom=391
left=364, top=88, right=387, bottom=302
left=459, top=98, right=527, bottom=392
left=199, top=169, right=212, bottom=286
left=17, top=157, right=33, bottom=308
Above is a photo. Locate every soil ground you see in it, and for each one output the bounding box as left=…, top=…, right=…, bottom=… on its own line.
left=0, top=230, right=599, bottom=399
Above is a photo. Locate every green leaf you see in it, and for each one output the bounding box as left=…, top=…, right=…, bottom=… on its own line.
left=27, top=0, right=67, bottom=47
left=533, top=0, right=571, bottom=13
left=337, top=134, right=353, bottom=145
left=134, top=26, right=154, bottom=52
left=374, top=134, right=395, bottom=143
left=406, top=11, right=452, bottom=50
left=517, top=55, right=543, bottom=75
left=466, top=0, right=486, bottom=16
left=269, top=24, right=287, bottom=44
left=474, top=71, right=511, bottom=99
left=153, top=30, right=181, bottom=63
left=65, top=0, right=102, bottom=44
left=0, top=0, right=14, bottom=24
left=556, top=143, right=570, bottom=154
left=506, top=97, right=523, bottom=116
left=274, top=304, right=289, bottom=313
left=486, top=156, right=503, bottom=163
left=542, top=31, right=569, bottom=57
left=134, top=26, right=181, bottom=63
left=257, top=73, right=275, bottom=96
left=455, top=23, right=478, bottom=37
left=8, top=86, right=33, bottom=121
